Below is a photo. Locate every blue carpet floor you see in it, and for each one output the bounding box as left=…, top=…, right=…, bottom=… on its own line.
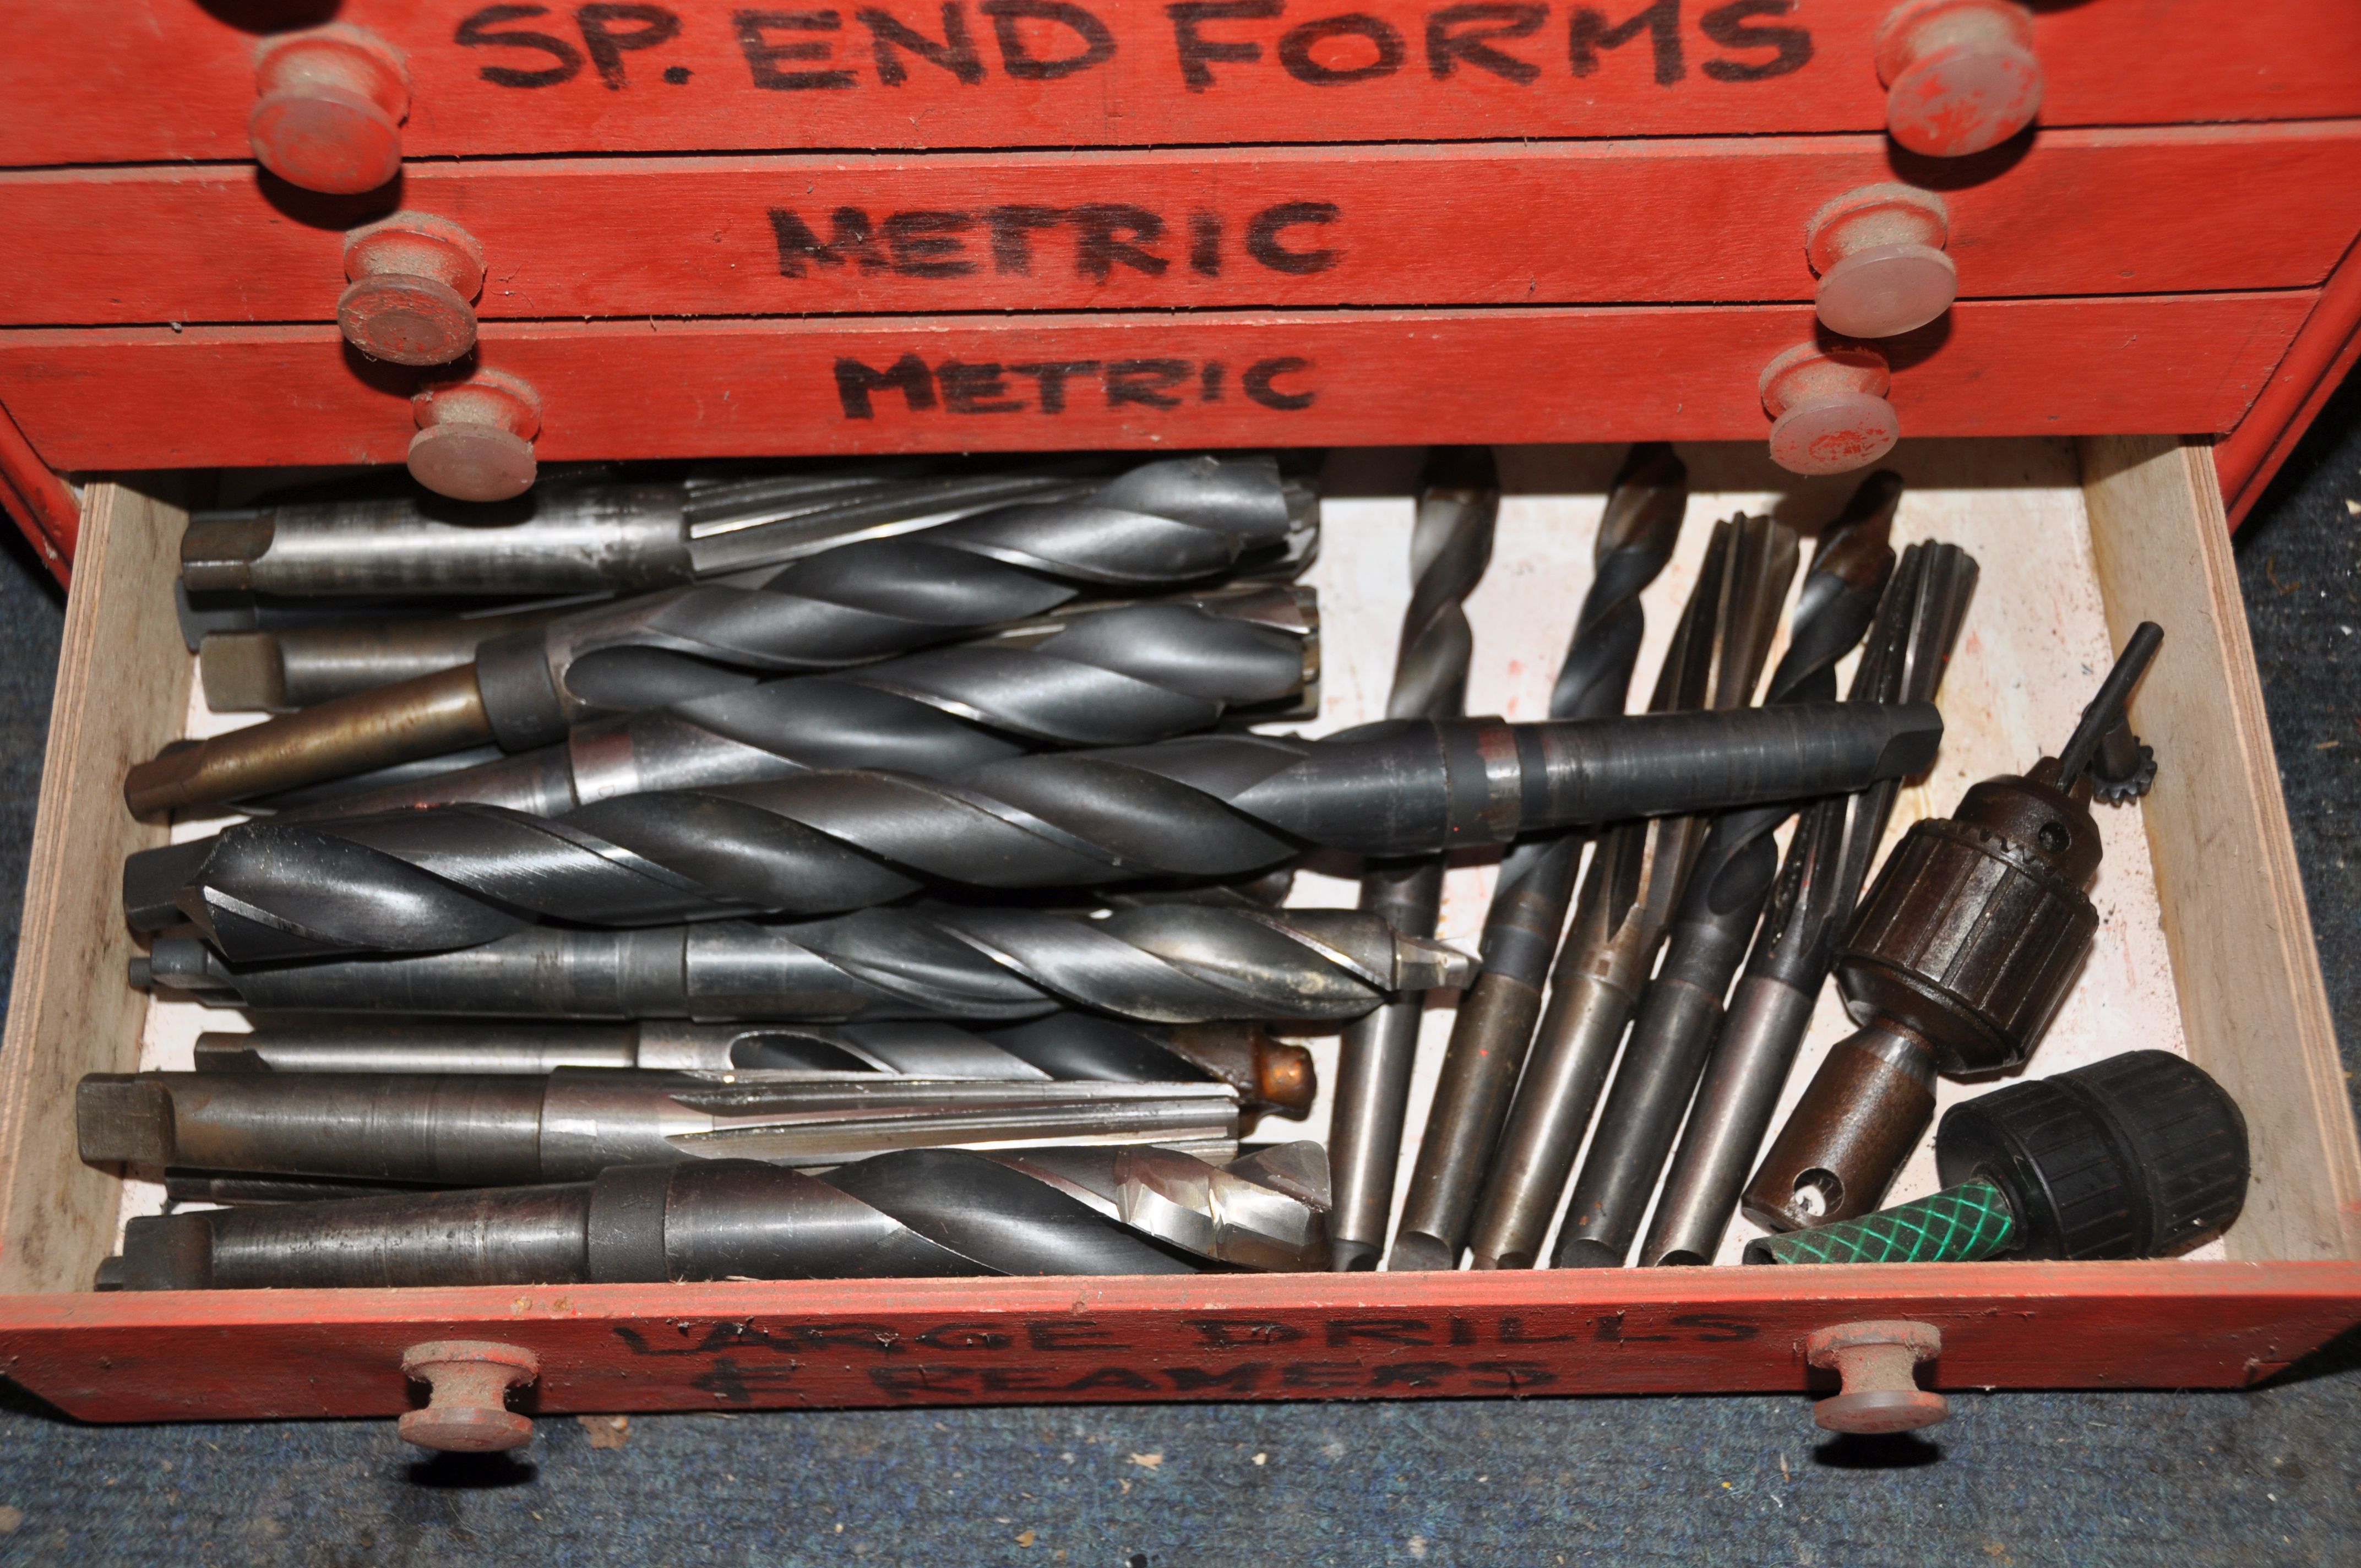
left=1, top=396, right=2357, bottom=1564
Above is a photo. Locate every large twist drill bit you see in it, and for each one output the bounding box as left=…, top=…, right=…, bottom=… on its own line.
left=1427, top=511, right=1800, bottom=1272
left=192, top=1015, right=1316, bottom=1117
left=101, top=1143, right=1332, bottom=1290
left=1550, top=482, right=1898, bottom=1269
left=179, top=456, right=1267, bottom=598
left=130, top=703, right=1945, bottom=966
left=1641, top=538, right=1977, bottom=1267
left=1327, top=446, right=1498, bottom=1272
left=1332, top=444, right=1683, bottom=1271
left=135, top=902, right=1478, bottom=1025
left=271, top=588, right=1317, bottom=820
left=127, top=455, right=1311, bottom=817
left=78, top=1069, right=1244, bottom=1184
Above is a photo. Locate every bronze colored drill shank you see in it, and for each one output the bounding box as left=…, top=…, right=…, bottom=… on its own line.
left=124, top=665, right=492, bottom=821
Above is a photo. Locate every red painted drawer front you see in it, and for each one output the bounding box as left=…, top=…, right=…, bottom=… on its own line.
left=5, top=2, right=2357, bottom=165
left=0, top=293, right=2309, bottom=470
left=2, top=1263, right=2357, bottom=1421
left=7, top=123, right=2358, bottom=326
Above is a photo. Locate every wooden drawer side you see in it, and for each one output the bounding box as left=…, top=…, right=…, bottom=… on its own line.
left=2080, top=436, right=2361, bottom=1264
left=0, top=483, right=188, bottom=1294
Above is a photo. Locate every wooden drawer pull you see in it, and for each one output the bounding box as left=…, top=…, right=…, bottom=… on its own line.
left=398, top=1340, right=539, bottom=1452
left=1806, top=184, right=1956, bottom=340
left=1807, top=1320, right=1949, bottom=1434
left=1760, top=343, right=1898, bottom=476
left=409, top=370, right=542, bottom=502
left=341, top=215, right=486, bottom=368
left=249, top=25, right=409, bottom=196
left=1877, top=0, right=2042, bottom=158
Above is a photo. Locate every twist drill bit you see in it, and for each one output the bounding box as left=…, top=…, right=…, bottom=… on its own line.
left=136, top=902, right=1477, bottom=1025
left=101, top=1143, right=1331, bottom=1290
left=1336, top=444, right=1685, bottom=1271
left=78, top=1069, right=1244, bottom=1183
left=1551, top=481, right=1899, bottom=1269
left=1328, top=446, right=1498, bottom=1272
left=1401, top=511, right=1796, bottom=1271
left=1643, top=538, right=1977, bottom=1267
left=177, top=458, right=1223, bottom=598
left=127, top=455, right=1311, bottom=817
left=191, top=1015, right=1316, bottom=1117
left=130, top=703, right=1944, bottom=966
left=270, top=588, right=1317, bottom=820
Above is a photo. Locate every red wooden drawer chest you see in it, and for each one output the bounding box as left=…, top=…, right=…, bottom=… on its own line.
left=4, top=1, right=2361, bottom=560
left=0, top=438, right=2355, bottom=1433
left=0, top=0, right=2357, bottom=1436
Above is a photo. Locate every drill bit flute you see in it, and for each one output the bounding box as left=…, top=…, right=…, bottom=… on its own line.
left=1354, top=445, right=1687, bottom=1270
left=1551, top=488, right=1898, bottom=1269
left=138, top=902, right=1476, bottom=1026
left=1327, top=447, right=1498, bottom=1272
left=128, top=456, right=1308, bottom=817
left=271, top=589, right=1316, bottom=819
left=1402, top=511, right=1797, bottom=1271
left=1642, top=539, right=1977, bottom=1266
left=101, top=1144, right=1333, bottom=1290
left=132, top=702, right=1944, bottom=965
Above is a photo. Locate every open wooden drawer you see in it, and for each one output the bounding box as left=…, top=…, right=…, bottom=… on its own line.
left=0, top=434, right=2354, bottom=1430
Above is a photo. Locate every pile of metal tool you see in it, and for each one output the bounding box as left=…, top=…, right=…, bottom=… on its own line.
left=83, top=445, right=2240, bottom=1292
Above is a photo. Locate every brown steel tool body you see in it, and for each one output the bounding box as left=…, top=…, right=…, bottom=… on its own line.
left=1743, top=622, right=2164, bottom=1231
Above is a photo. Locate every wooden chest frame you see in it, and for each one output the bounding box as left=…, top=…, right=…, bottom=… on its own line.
left=0, top=435, right=2354, bottom=1425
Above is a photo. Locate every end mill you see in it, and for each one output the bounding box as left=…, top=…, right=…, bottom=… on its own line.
left=1327, top=445, right=1499, bottom=1272
left=1743, top=622, right=2165, bottom=1232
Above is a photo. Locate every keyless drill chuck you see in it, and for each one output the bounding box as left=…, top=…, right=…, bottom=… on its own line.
left=1748, top=1050, right=2248, bottom=1265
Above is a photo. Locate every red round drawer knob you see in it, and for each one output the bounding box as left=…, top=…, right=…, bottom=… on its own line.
left=1805, top=184, right=1956, bottom=340
left=1807, top=1320, right=1949, bottom=1435
left=410, top=370, right=543, bottom=503
left=341, top=215, right=487, bottom=367
left=1876, top=0, right=2042, bottom=158
left=250, top=26, right=410, bottom=195
left=1760, top=342, right=1899, bottom=476
left=398, top=1341, right=539, bottom=1452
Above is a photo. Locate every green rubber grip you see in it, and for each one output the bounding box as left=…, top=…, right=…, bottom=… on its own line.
left=1745, top=1179, right=2018, bottom=1265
